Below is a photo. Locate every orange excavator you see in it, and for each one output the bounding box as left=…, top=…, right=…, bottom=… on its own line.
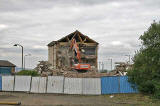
left=70, top=38, right=91, bottom=71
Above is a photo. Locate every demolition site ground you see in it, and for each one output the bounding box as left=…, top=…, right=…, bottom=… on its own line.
left=0, top=92, right=160, bottom=106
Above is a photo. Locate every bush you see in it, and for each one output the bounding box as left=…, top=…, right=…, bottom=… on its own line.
left=16, top=70, right=39, bottom=76
left=101, top=70, right=108, bottom=73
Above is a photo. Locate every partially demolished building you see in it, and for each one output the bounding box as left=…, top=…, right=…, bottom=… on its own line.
left=48, top=30, right=99, bottom=71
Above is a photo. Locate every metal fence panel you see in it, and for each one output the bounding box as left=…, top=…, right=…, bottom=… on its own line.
left=101, top=76, right=119, bottom=94
left=14, top=76, right=31, bottom=92
left=0, top=76, right=2, bottom=90
left=30, top=77, right=39, bottom=93
left=64, top=78, right=82, bottom=94
left=39, top=77, right=47, bottom=93
left=2, top=76, right=14, bottom=91
left=120, top=76, right=138, bottom=93
left=47, top=76, right=64, bottom=93
left=82, top=78, right=101, bottom=95
left=31, top=77, right=47, bottom=93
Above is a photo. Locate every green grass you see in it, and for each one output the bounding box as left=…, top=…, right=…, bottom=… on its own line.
left=103, top=94, right=160, bottom=106
left=16, top=70, right=39, bottom=76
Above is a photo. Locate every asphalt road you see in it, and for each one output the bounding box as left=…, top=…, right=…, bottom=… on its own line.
left=0, top=92, right=110, bottom=106
left=0, top=92, right=157, bottom=106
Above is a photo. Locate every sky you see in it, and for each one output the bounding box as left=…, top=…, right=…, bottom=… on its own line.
left=0, top=0, right=160, bottom=70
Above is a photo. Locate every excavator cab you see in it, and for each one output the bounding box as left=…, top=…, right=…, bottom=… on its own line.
left=73, top=63, right=91, bottom=70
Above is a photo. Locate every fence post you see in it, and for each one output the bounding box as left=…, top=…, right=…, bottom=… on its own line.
left=13, top=75, right=15, bottom=91
left=62, top=77, right=65, bottom=93
left=118, top=76, right=120, bottom=93
left=45, top=76, right=48, bottom=93
left=29, top=76, right=32, bottom=93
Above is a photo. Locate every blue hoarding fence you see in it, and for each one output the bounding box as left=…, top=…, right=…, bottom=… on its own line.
left=0, top=76, right=2, bottom=90
left=101, top=76, right=138, bottom=94
left=101, top=76, right=119, bottom=94
left=119, top=76, right=138, bottom=93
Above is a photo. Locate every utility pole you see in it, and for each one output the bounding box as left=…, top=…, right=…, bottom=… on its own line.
left=14, top=44, right=24, bottom=70
left=24, top=54, right=31, bottom=70
left=108, top=59, right=112, bottom=71
left=98, top=62, right=101, bottom=72
left=102, top=62, right=104, bottom=72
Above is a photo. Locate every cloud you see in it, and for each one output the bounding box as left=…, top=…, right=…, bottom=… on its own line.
left=0, top=0, right=123, bottom=12
left=0, top=0, right=159, bottom=69
left=111, top=41, right=123, bottom=46
left=0, top=24, right=8, bottom=30
left=32, top=45, right=47, bottom=50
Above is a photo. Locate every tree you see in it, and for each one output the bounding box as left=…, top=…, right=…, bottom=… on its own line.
left=127, top=21, right=160, bottom=98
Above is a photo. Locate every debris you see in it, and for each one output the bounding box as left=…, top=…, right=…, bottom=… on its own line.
left=34, top=61, right=53, bottom=76
left=34, top=61, right=112, bottom=77
left=110, top=62, right=133, bottom=76
left=110, top=95, right=114, bottom=98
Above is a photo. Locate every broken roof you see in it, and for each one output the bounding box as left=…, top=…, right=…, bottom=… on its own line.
left=0, top=60, right=16, bottom=67
left=48, top=30, right=98, bottom=46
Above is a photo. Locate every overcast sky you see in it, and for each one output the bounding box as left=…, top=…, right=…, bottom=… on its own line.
left=0, top=0, right=160, bottom=69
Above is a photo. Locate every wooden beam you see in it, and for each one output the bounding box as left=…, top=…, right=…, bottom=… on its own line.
left=83, top=37, right=87, bottom=42
left=66, top=36, right=69, bottom=41
left=79, top=43, right=97, bottom=46
left=78, top=32, right=83, bottom=42
left=59, top=41, right=97, bottom=45
left=59, top=42, right=70, bottom=46
left=71, top=31, right=77, bottom=41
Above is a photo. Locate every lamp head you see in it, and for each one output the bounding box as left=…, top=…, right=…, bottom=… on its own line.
left=13, top=44, right=18, bottom=46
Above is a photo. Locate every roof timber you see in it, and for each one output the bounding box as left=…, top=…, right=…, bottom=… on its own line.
left=77, top=32, right=83, bottom=42
left=59, top=42, right=97, bottom=46
left=48, top=30, right=98, bottom=46
left=66, top=36, right=69, bottom=41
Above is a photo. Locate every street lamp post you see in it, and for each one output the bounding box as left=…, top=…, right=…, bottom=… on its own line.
left=98, top=62, right=101, bottom=72
left=24, top=54, right=31, bottom=70
left=13, top=44, right=24, bottom=70
left=108, top=59, right=112, bottom=71
left=102, top=62, right=104, bottom=72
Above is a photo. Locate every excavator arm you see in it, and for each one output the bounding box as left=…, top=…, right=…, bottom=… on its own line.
left=70, top=39, right=81, bottom=63
left=70, top=38, right=90, bottom=71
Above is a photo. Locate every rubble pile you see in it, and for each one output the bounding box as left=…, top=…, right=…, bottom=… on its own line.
left=52, top=69, right=111, bottom=78
left=35, top=61, right=111, bottom=77
left=34, top=61, right=53, bottom=76
left=111, top=62, right=132, bottom=76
